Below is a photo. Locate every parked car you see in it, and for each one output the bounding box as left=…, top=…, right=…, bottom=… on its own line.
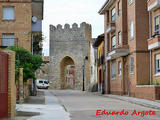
left=36, top=79, right=50, bottom=89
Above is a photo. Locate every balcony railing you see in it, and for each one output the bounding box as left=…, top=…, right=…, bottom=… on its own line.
left=106, top=22, right=116, bottom=33
left=107, top=45, right=129, bottom=60
left=148, top=35, right=160, bottom=50
left=0, top=38, right=18, bottom=47
left=148, top=0, right=160, bottom=11
left=32, top=20, right=42, bottom=32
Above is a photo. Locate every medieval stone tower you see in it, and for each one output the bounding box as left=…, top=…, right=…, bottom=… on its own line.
left=49, top=22, right=92, bottom=90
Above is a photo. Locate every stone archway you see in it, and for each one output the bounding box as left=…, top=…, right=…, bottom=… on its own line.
left=60, top=56, right=75, bottom=89
left=49, top=22, right=92, bottom=89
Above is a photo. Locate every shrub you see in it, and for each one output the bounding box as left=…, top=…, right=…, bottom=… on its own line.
left=7, top=46, right=43, bottom=82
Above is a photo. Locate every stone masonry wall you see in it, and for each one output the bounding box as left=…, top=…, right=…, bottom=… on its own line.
left=49, top=22, right=92, bottom=90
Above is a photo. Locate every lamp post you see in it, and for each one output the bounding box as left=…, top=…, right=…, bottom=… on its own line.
left=82, top=56, right=88, bottom=91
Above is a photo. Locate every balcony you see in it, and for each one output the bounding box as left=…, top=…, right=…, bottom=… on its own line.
left=148, top=35, right=160, bottom=50
left=0, top=38, right=18, bottom=47
left=148, top=0, right=160, bottom=11
left=106, top=22, right=116, bottom=33
left=107, top=45, right=129, bottom=60
left=32, top=20, right=42, bottom=32
left=32, top=0, right=44, bottom=20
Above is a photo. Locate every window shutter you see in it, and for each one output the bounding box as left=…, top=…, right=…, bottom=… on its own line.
left=2, top=34, right=15, bottom=46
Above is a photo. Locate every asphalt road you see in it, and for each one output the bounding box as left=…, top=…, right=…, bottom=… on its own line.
left=50, top=90, right=160, bottom=120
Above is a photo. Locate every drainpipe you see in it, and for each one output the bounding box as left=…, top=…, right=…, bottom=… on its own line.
left=149, top=11, right=152, bottom=85
left=150, top=50, right=152, bottom=85
left=149, top=11, right=152, bottom=39
left=105, top=33, right=109, bottom=94
left=32, top=34, right=34, bottom=54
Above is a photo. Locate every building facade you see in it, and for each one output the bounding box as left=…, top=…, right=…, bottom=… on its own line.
left=99, top=0, right=150, bottom=96
left=32, top=0, right=43, bottom=55
left=0, top=0, right=43, bottom=53
left=89, top=38, right=98, bottom=91
left=148, top=0, right=160, bottom=85
left=93, top=34, right=105, bottom=93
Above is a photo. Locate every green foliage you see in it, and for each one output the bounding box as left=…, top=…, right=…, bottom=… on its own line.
left=153, top=82, right=160, bottom=85
left=33, top=33, right=44, bottom=54
left=7, top=46, right=43, bottom=82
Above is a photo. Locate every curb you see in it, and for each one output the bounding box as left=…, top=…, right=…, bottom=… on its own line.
left=16, top=111, right=40, bottom=117
left=102, top=95, right=160, bottom=110
left=85, top=91, right=160, bottom=110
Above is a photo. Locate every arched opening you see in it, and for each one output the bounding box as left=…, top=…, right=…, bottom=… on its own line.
left=60, top=56, right=75, bottom=89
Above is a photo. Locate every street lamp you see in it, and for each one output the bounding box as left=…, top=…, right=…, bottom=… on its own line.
left=82, top=56, right=88, bottom=91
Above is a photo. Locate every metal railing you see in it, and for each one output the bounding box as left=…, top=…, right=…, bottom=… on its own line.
left=0, top=38, right=18, bottom=47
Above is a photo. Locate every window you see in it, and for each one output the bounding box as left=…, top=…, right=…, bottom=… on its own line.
left=111, top=36, right=116, bottom=49
left=129, top=0, right=133, bottom=5
left=155, top=54, right=160, bottom=74
left=44, top=81, right=49, bottom=84
left=2, top=7, right=14, bottom=20
left=130, top=56, right=134, bottom=73
left=111, top=61, right=116, bottom=79
left=118, top=32, right=122, bottom=46
left=155, top=16, right=160, bottom=35
left=111, top=8, right=116, bottom=22
left=2, top=34, right=15, bottom=46
left=118, top=61, right=122, bottom=75
left=39, top=80, right=43, bottom=84
left=130, top=22, right=134, bottom=39
left=118, top=1, right=121, bottom=15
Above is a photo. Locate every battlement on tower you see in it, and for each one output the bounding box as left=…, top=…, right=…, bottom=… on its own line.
left=50, top=22, right=91, bottom=32
left=50, top=22, right=92, bottom=42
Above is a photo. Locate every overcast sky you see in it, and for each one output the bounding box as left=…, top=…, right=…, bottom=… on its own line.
left=42, top=0, right=106, bottom=56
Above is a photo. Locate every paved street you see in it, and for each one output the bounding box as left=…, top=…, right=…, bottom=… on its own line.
left=16, top=90, right=160, bottom=120
left=51, top=90, right=160, bottom=120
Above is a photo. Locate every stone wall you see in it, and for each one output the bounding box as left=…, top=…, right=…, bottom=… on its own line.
left=35, top=63, right=50, bottom=80
left=23, top=79, right=32, bottom=99
left=49, top=22, right=92, bottom=90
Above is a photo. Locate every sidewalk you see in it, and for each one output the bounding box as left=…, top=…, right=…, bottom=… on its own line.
left=87, top=91, right=160, bottom=110
left=102, top=94, right=160, bottom=110
left=15, top=90, right=45, bottom=120
left=15, top=90, right=70, bottom=120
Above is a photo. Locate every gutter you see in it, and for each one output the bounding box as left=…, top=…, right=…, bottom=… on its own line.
left=98, top=0, right=116, bottom=15
left=98, top=0, right=109, bottom=14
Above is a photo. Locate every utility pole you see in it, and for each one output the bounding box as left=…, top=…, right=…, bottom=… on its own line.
left=82, top=64, right=85, bottom=91
left=82, top=56, right=88, bottom=91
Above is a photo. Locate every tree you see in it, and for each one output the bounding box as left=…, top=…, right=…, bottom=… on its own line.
left=7, top=46, right=43, bottom=82
left=32, top=33, right=44, bottom=55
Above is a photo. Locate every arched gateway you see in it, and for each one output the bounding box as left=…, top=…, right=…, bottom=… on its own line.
left=49, top=22, right=92, bottom=90
left=60, top=56, right=75, bottom=89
